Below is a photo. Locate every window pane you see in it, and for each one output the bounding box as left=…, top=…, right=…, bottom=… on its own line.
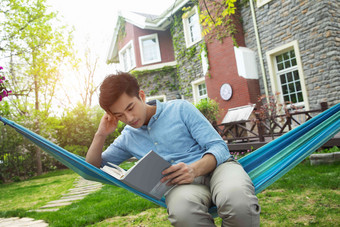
left=295, top=81, right=301, bottom=91
left=188, top=12, right=201, bottom=43
left=290, top=94, right=297, bottom=103
left=297, top=92, right=304, bottom=102
left=280, top=74, right=286, bottom=83
left=276, top=55, right=283, bottom=63
left=277, top=63, right=284, bottom=71
left=291, top=58, right=297, bottom=66
left=284, top=60, right=291, bottom=68
left=286, top=72, right=293, bottom=82
left=288, top=82, right=295, bottom=93
left=283, top=52, right=289, bottom=60
left=142, top=37, right=158, bottom=63
left=282, top=85, right=288, bottom=95
left=283, top=94, right=290, bottom=103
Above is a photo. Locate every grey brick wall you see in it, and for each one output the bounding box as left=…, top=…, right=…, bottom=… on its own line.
left=132, top=66, right=179, bottom=101
left=240, top=0, right=340, bottom=109
left=171, top=11, right=205, bottom=102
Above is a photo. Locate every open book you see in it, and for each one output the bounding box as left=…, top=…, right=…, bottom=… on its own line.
left=101, top=150, right=175, bottom=200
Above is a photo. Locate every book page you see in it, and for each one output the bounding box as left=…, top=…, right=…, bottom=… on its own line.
left=101, top=162, right=126, bottom=179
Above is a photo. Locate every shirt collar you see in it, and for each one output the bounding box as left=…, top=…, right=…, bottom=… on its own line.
left=140, top=99, right=164, bottom=129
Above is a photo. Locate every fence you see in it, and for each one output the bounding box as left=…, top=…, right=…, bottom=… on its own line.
left=214, top=102, right=329, bottom=143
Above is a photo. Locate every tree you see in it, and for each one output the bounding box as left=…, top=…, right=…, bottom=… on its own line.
left=78, top=47, right=100, bottom=107
left=0, top=0, right=74, bottom=175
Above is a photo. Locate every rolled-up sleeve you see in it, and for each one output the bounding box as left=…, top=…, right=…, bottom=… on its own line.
left=181, top=101, right=231, bottom=166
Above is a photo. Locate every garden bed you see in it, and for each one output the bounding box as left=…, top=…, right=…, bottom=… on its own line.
left=310, top=152, right=340, bottom=165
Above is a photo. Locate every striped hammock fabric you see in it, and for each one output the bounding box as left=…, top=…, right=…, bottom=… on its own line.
left=1, top=103, right=339, bottom=215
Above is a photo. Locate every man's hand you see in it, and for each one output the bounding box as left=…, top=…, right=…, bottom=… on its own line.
left=96, top=113, right=119, bottom=137
left=86, top=113, right=118, bottom=168
left=161, top=154, right=217, bottom=186
left=161, top=162, right=196, bottom=185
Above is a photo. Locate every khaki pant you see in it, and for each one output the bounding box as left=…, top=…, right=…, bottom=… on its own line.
left=165, top=159, right=260, bottom=227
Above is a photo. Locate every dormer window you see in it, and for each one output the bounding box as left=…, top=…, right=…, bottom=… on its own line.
left=139, top=34, right=161, bottom=65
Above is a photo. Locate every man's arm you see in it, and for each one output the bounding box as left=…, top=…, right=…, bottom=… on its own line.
left=161, top=154, right=217, bottom=185
left=86, top=113, right=118, bottom=168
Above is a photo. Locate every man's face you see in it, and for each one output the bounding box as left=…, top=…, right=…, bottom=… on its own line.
left=108, top=91, right=147, bottom=128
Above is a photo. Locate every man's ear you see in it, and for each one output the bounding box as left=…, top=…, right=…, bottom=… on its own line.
left=139, top=90, right=146, bottom=102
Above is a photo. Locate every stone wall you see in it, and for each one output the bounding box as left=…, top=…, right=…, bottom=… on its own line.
left=131, top=66, right=179, bottom=100
left=171, top=10, right=205, bottom=102
left=240, top=0, right=340, bottom=109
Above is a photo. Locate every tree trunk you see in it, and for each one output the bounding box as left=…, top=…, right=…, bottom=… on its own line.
left=34, top=74, right=43, bottom=175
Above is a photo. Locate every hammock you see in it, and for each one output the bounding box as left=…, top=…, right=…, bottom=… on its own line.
left=1, top=103, right=339, bottom=216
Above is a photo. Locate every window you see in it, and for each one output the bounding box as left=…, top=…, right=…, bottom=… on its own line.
left=266, top=41, right=309, bottom=110
left=192, top=77, right=208, bottom=104
left=146, top=95, right=166, bottom=103
left=275, top=50, right=303, bottom=104
left=182, top=6, right=202, bottom=48
left=119, top=40, right=136, bottom=72
left=139, top=34, right=161, bottom=65
left=257, top=0, right=273, bottom=7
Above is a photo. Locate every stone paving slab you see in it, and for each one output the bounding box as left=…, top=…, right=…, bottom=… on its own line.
left=0, top=217, right=48, bottom=227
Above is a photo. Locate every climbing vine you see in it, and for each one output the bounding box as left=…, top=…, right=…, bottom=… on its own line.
left=170, top=10, right=206, bottom=98
left=131, top=66, right=178, bottom=97
left=199, top=0, right=239, bottom=45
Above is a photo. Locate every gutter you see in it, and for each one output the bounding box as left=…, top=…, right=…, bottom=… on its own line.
left=249, top=0, right=269, bottom=101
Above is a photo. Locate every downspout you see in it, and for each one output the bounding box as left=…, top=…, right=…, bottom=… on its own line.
left=249, top=0, right=269, bottom=101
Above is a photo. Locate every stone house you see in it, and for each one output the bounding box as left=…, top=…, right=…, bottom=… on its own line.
left=241, top=0, right=339, bottom=111
left=106, top=0, right=339, bottom=124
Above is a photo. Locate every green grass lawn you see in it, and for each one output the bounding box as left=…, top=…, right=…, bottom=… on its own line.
left=0, top=161, right=339, bottom=226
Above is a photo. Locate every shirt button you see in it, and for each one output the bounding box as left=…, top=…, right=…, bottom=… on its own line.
left=148, top=127, right=151, bottom=130
left=171, top=160, right=174, bottom=163
left=154, top=142, right=158, bottom=145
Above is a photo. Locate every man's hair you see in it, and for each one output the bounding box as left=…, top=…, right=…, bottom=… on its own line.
left=99, top=72, right=140, bottom=113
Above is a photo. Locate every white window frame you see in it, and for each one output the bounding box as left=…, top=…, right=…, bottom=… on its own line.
left=191, top=77, right=208, bottom=104
left=266, top=40, right=309, bottom=110
left=201, top=49, right=209, bottom=75
left=182, top=6, right=202, bottom=48
left=118, top=40, right=136, bottom=72
left=257, top=0, right=272, bottom=8
left=138, top=33, right=162, bottom=65
left=146, top=95, right=167, bottom=103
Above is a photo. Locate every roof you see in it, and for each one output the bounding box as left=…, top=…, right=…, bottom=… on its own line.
left=107, top=0, right=190, bottom=64
left=221, top=104, right=256, bottom=124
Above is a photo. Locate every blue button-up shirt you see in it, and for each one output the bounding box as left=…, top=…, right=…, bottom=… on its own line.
left=101, top=99, right=230, bottom=167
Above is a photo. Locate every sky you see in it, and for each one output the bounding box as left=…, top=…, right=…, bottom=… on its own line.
left=46, top=0, right=175, bottom=109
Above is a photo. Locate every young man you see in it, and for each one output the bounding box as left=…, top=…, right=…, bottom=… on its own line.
left=86, top=72, right=260, bottom=226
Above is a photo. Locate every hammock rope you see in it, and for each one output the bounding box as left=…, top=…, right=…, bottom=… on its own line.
left=1, top=103, right=339, bottom=214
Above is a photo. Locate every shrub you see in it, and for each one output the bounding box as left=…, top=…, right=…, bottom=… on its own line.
left=195, top=99, right=220, bottom=124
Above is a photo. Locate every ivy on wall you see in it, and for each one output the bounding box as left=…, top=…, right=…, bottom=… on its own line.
left=131, top=66, right=178, bottom=97
left=170, top=8, right=206, bottom=99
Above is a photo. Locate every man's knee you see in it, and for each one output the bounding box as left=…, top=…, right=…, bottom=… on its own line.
left=211, top=161, right=261, bottom=226
left=166, top=184, right=214, bottom=227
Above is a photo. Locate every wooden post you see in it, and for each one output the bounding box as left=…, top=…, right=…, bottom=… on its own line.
left=320, top=102, right=328, bottom=111
left=255, top=112, right=265, bottom=142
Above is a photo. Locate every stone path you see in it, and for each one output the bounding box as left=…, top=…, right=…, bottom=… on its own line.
left=0, top=217, right=48, bottom=227
left=33, top=177, right=103, bottom=212
left=1, top=177, right=103, bottom=226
